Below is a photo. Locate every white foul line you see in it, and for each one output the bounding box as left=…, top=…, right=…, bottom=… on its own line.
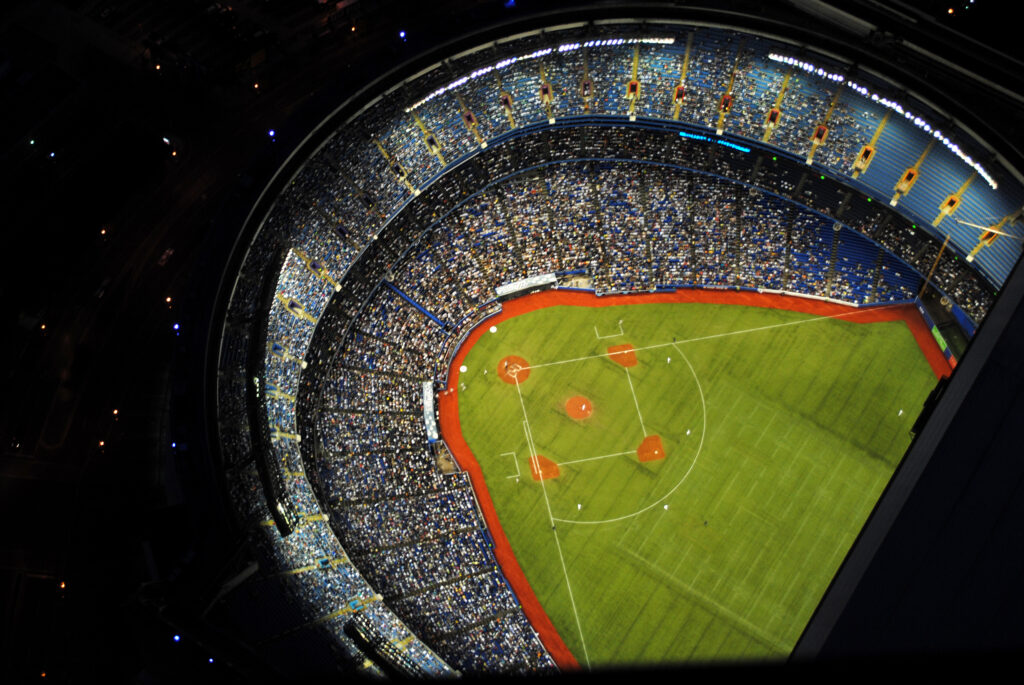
left=623, top=367, right=648, bottom=437
left=513, top=374, right=591, bottom=668
left=557, top=450, right=634, bottom=466
left=525, top=304, right=903, bottom=371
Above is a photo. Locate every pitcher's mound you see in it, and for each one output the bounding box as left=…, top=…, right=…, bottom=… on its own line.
left=637, top=435, right=666, bottom=462
left=565, top=396, right=593, bottom=420
left=497, top=355, right=531, bottom=384
left=530, top=455, right=561, bottom=481
left=607, top=344, right=637, bottom=367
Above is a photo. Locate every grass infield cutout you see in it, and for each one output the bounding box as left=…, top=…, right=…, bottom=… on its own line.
left=565, top=396, right=593, bottom=420
left=607, top=343, right=637, bottom=367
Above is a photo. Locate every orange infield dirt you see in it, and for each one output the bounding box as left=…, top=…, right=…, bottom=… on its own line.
left=497, top=355, right=531, bottom=384
left=530, top=455, right=561, bottom=481
left=436, top=288, right=952, bottom=671
left=607, top=343, right=638, bottom=367
left=637, top=434, right=666, bottom=462
left=565, top=396, right=593, bottom=419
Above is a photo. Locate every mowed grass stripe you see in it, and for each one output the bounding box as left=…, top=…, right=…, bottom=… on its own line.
left=457, top=301, right=936, bottom=667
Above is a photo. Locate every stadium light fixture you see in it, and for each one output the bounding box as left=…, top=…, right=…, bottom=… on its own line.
left=769, top=52, right=996, bottom=187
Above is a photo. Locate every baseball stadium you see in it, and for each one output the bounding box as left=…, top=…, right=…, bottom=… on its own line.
left=11, top=1, right=1024, bottom=681
left=202, top=3, right=1024, bottom=678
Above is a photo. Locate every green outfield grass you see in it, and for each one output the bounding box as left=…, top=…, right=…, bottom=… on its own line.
left=456, top=300, right=937, bottom=668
